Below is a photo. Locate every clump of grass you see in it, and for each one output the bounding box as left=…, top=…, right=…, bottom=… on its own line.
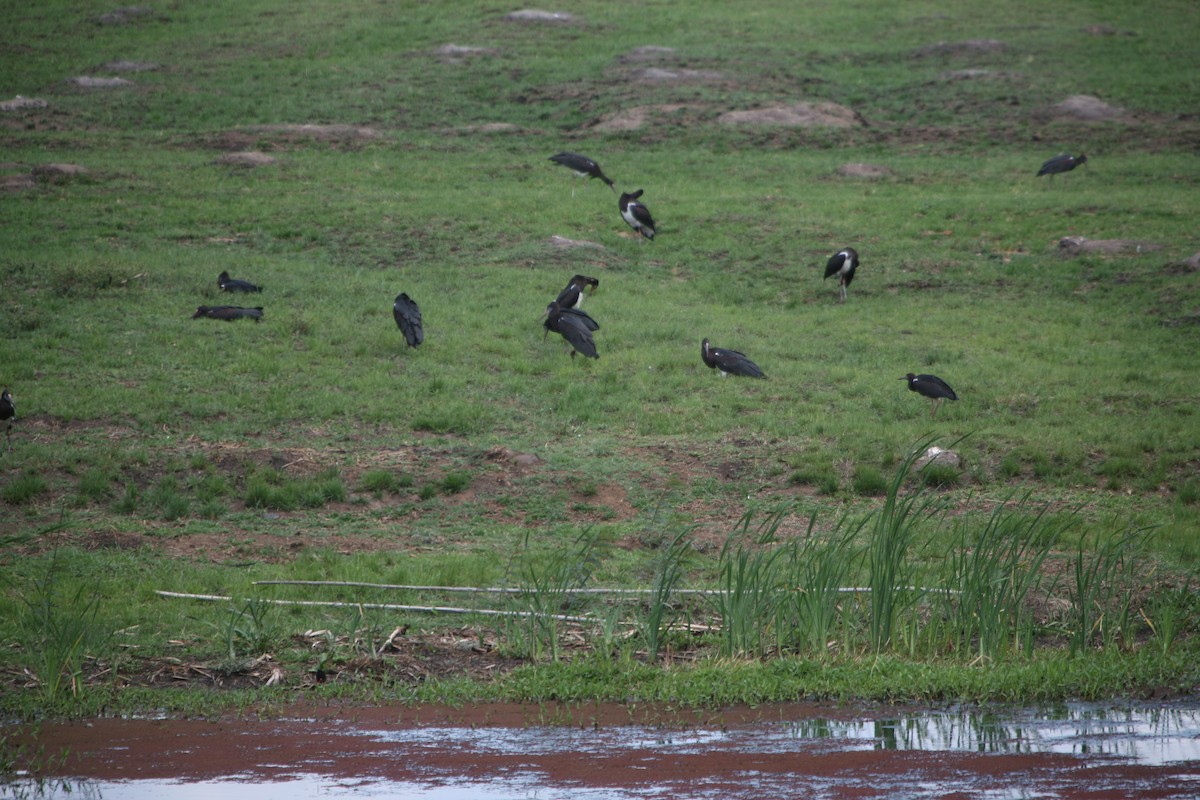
left=639, top=527, right=694, bottom=662
left=244, top=468, right=345, bottom=510
left=3, top=472, right=47, bottom=506
left=866, top=443, right=940, bottom=653
left=852, top=465, right=888, bottom=497
left=18, top=555, right=109, bottom=704
left=789, top=465, right=838, bottom=495
left=112, top=484, right=138, bottom=514
left=507, top=529, right=603, bottom=662
left=714, top=507, right=789, bottom=658
left=940, top=495, right=1062, bottom=661
left=149, top=476, right=190, bottom=521
left=440, top=471, right=471, bottom=495
left=919, top=463, right=959, bottom=489
left=76, top=468, right=113, bottom=504
left=360, top=469, right=400, bottom=495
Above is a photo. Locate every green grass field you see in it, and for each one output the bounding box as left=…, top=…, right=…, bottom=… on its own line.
left=1, top=0, right=1198, bottom=714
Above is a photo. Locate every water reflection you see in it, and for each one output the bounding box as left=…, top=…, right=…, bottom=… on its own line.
left=785, top=702, right=1200, bottom=764
left=6, top=701, right=1198, bottom=800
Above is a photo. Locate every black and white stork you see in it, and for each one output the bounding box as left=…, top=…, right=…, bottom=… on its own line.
left=393, top=292, right=424, bottom=348
left=544, top=301, right=599, bottom=359
left=549, top=152, right=615, bottom=195
left=619, top=189, right=656, bottom=240
left=192, top=305, right=263, bottom=322
left=218, top=271, right=262, bottom=293
left=824, top=247, right=859, bottom=302
left=1037, top=153, right=1087, bottom=178
left=555, top=274, right=600, bottom=310
left=701, top=338, right=766, bottom=379
left=902, top=373, right=958, bottom=418
left=0, top=389, right=14, bottom=452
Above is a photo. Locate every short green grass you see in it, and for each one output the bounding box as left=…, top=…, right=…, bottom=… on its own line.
left=1, top=0, right=1199, bottom=715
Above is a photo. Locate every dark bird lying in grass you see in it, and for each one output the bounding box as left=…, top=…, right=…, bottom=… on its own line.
left=903, top=372, right=958, bottom=418
left=555, top=274, right=600, bottom=310
left=702, top=338, right=766, bottom=378
left=824, top=247, right=859, bottom=302
left=393, top=292, right=424, bottom=348
left=549, top=152, right=615, bottom=194
left=218, top=270, right=262, bottom=293
left=544, top=301, right=599, bottom=359
left=1037, top=153, right=1087, bottom=177
left=192, top=305, right=264, bottom=322
left=619, top=189, right=656, bottom=240
left=1, top=389, right=14, bottom=452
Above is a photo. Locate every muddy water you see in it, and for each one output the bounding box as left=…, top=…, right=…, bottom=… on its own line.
left=6, top=701, right=1200, bottom=799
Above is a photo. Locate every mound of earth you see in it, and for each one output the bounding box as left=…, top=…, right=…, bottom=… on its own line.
left=836, top=163, right=890, bottom=179
left=435, top=44, right=496, bottom=61
left=94, top=6, right=154, bottom=25
left=0, top=96, right=49, bottom=111
left=68, top=76, right=133, bottom=88
left=216, top=151, right=276, bottom=168
left=589, top=103, right=694, bottom=132
left=718, top=102, right=864, bottom=128
left=32, top=163, right=90, bottom=183
left=1046, top=94, right=1125, bottom=121
left=1058, top=236, right=1162, bottom=256
left=634, top=67, right=723, bottom=83
left=504, top=9, right=576, bottom=23
left=548, top=235, right=604, bottom=251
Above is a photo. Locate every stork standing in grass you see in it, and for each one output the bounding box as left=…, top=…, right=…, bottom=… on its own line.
left=393, top=293, right=424, bottom=348
left=701, top=338, right=766, bottom=379
left=555, top=274, right=599, bottom=310
left=824, top=247, right=859, bottom=302
left=549, top=152, right=615, bottom=195
left=619, top=189, right=656, bottom=240
left=0, top=389, right=14, bottom=452
left=903, top=372, right=958, bottom=418
left=1037, top=153, right=1087, bottom=179
left=544, top=301, right=599, bottom=359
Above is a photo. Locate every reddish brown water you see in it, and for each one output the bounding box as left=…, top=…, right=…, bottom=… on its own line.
left=7, top=701, right=1200, bottom=799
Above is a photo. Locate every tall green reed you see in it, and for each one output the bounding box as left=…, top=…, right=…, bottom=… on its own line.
left=639, top=527, right=694, bottom=663
left=19, top=554, right=109, bottom=703
left=777, top=511, right=863, bottom=657
left=941, top=495, right=1064, bottom=661
left=865, top=442, right=944, bottom=653
left=713, top=505, right=790, bottom=658
left=508, top=528, right=602, bottom=662
left=1067, top=527, right=1151, bottom=655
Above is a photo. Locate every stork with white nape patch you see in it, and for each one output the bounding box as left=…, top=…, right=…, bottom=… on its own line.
left=824, top=247, right=859, bottom=302
left=619, top=189, right=656, bottom=240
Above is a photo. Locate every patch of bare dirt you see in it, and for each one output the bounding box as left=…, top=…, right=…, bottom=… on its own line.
left=1044, top=94, right=1126, bottom=122
left=31, top=162, right=90, bottom=183
left=434, top=44, right=497, bottom=62
left=633, top=67, right=724, bottom=83
left=93, top=6, right=155, bottom=25
left=718, top=102, right=866, bottom=129
left=835, top=162, right=890, bottom=179
left=1083, top=24, right=1137, bottom=37
left=0, top=95, right=48, bottom=112
left=503, top=9, right=577, bottom=23
left=1057, top=236, right=1163, bottom=256
left=547, top=235, right=605, bottom=250
left=66, top=76, right=134, bottom=88
left=215, top=151, right=276, bottom=167
left=209, top=124, right=382, bottom=151
left=588, top=103, right=698, bottom=132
